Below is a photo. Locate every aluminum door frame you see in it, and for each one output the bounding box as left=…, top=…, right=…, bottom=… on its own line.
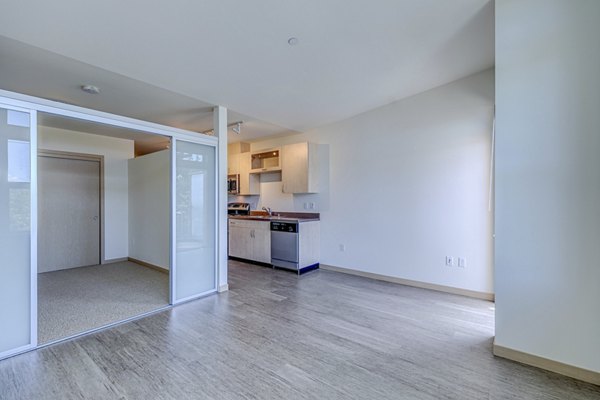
left=169, top=138, right=219, bottom=305
left=0, top=89, right=221, bottom=359
left=0, top=101, right=37, bottom=360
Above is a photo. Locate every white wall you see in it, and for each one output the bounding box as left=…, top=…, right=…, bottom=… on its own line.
left=495, top=1, right=600, bottom=373
left=128, top=150, right=170, bottom=270
left=244, top=69, right=495, bottom=295
left=38, top=126, right=133, bottom=260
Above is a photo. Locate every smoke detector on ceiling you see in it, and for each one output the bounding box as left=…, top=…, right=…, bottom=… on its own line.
left=81, top=84, right=100, bottom=94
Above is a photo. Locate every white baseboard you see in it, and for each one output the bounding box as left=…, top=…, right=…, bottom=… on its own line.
left=103, top=257, right=129, bottom=264
left=493, top=342, right=600, bottom=386
left=218, top=284, right=229, bottom=293
left=128, top=257, right=169, bottom=274
left=320, top=264, right=494, bottom=301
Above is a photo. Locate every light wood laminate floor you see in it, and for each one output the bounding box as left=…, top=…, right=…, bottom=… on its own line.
left=1, top=260, right=599, bottom=399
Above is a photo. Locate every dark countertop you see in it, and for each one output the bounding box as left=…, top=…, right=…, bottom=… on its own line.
left=229, top=212, right=320, bottom=223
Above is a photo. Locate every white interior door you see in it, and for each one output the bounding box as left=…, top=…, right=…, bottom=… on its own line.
left=38, top=156, right=100, bottom=272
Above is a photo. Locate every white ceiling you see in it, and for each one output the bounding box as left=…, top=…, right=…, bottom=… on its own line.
left=0, top=0, right=494, bottom=139
left=0, top=36, right=291, bottom=143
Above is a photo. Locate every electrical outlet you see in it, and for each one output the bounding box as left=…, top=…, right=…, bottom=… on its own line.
left=309, top=202, right=315, bottom=209
left=303, top=202, right=309, bottom=210
left=339, top=244, right=345, bottom=252
left=445, top=256, right=454, bottom=267
left=458, top=257, right=466, bottom=268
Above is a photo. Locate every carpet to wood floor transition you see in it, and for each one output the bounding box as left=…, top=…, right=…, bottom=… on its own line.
left=38, top=261, right=169, bottom=344
left=1, top=260, right=597, bottom=399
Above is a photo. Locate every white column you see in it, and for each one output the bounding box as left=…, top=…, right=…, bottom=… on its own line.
left=214, top=106, right=229, bottom=292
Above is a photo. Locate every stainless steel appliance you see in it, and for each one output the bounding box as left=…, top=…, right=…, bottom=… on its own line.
left=227, top=174, right=239, bottom=194
left=271, top=220, right=299, bottom=271
left=228, top=202, right=250, bottom=215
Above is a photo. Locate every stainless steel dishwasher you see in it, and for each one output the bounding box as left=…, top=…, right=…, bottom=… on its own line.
left=270, top=220, right=299, bottom=271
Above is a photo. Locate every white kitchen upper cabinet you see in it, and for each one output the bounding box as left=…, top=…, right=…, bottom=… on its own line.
left=249, top=147, right=281, bottom=173
left=238, top=152, right=260, bottom=195
left=227, top=153, right=240, bottom=175
left=282, top=142, right=319, bottom=193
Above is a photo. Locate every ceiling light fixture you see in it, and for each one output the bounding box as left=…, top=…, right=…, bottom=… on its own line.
left=201, top=120, right=244, bottom=135
left=81, top=84, right=100, bottom=94
left=232, top=122, right=242, bottom=134
left=287, top=37, right=299, bottom=46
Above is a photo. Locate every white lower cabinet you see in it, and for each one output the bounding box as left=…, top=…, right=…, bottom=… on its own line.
left=251, top=226, right=271, bottom=263
left=228, top=219, right=271, bottom=263
left=228, top=224, right=252, bottom=259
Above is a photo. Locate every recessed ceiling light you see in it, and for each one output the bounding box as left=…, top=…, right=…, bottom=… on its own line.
left=287, top=37, right=299, bottom=46
left=81, top=84, right=100, bottom=94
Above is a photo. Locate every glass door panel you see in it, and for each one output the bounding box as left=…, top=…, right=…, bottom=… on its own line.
left=0, top=107, right=33, bottom=356
left=174, top=140, right=216, bottom=301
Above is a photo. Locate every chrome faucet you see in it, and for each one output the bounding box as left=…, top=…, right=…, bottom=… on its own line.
left=262, top=206, right=272, bottom=216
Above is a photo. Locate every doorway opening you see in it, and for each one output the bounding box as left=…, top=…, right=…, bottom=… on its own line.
left=36, top=113, right=172, bottom=344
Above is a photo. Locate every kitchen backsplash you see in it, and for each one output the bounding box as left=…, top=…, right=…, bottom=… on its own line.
left=228, top=180, right=323, bottom=213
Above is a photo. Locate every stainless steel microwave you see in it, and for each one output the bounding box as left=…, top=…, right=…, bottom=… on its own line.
left=227, top=174, right=239, bottom=194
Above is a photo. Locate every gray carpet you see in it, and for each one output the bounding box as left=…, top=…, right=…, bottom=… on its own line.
left=38, top=261, right=169, bottom=344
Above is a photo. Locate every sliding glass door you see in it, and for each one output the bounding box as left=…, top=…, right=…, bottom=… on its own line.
left=173, top=140, right=216, bottom=302
left=0, top=105, right=36, bottom=357
left=0, top=91, right=221, bottom=359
